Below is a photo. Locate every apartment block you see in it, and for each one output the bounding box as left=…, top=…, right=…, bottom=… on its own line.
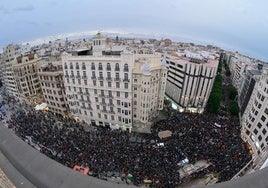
left=2, top=44, right=21, bottom=97
left=164, top=52, right=218, bottom=113
left=38, top=59, right=69, bottom=116
left=62, top=33, right=167, bottom=131
left=241, top=69, right=268, bottom=159
left=12, top=53, right=43, bottom=104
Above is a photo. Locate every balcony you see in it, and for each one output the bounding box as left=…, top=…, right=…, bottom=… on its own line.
left=107, top=67, right=111, bottom=71
left=107, top=103, right=114, bottom=106
left=123, top=78, right=130, bottom=82
left=99, top=94, right=105, bottom=97
left=101, top=110, right=108, bottom=113
left=106, top=95, right=113, bottom=98
left=106, top=77, right=112, bottom=81
left=115, top=68, right=120, bottom=71
left=82, top=76, right=87, bottom=79
left=98, top=67, right=103, bottom=70
left=91, top=66, right=95, bottom=70
left=87, top=106, right=92, bottom=110
left=98, top=77, right=104, bottom=81
left=75, top=65, right=79, bottom=69
left=124, top=68, right=129, bottom=72
left=70, top=75, right=74, bottom=78
left=114, top=78, right=121, bottom=81
left=91, top=76, right=97, bottom=80
left=109, top=111, right=115, bottom=114
left=64, top=75, right=69, bottom=78
left=76, top=75, right=81, bottom=78
left=100, top=102, right=106, bottom=105
left=82, top=66, right=86, bottom=70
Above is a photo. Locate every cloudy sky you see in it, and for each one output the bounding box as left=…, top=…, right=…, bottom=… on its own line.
left=1, top=0, right=268, bottom=61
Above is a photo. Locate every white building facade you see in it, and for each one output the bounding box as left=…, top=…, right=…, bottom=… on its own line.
left=62, top=33, right=167, bottom=131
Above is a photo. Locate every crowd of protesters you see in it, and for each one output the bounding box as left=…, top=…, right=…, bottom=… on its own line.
left=3, top=98, right=252, bottom=188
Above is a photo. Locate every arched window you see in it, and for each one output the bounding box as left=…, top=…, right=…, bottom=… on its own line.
left=115, top=63, right=120, bottom=71
left=107, top=63, right=111, bottom=70
left=124, top=64, right=128, bottom=72
left=98, top=62, right=103, bottom=70
left=75, top=62, right=79, bottom=69
left=91, top=62, right=95, bottom=70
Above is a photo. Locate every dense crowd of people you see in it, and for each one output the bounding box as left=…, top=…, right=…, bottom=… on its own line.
left=4, top=101, right=251, bottom=187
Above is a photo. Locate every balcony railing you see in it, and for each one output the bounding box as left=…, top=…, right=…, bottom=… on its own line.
left=123, top=78, right=130, bottom=82
left=76, top=75, right=81, bottom=78
left=91, top=76, right=96, bottom=80
left=82, top=76, right=87, bottom=79
left=82, top=66, right=86, bottom=70
left=114, top=78, right=121, bottom=81
left=124, top=68, right=129, bottom=72
left=106, top=77, right=112, bottom=81
left=98, top=77, right=104, bottom=80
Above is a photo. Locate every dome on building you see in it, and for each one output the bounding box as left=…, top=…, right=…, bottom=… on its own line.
left=141, top=61, right=151, bottom=75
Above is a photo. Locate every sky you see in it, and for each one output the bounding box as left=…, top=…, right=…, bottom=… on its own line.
left=0, top=0, right=268, bottom=61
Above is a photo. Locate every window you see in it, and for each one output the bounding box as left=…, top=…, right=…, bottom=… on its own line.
left=117, top=91, right=120, bottom=97
left=111, top=115, right=114, bottom=120
left=93, top=80, right=96, bottom=86
left=95, top=97, right=98, bottom=102
left=258, top=135, right=262, bottom=141
left=107, top=72, right=111, bottom=79
left=134, top=78, right=137, bottom=83
left=98, top=113, right=101, bottom=118
left=257, top=123, right=262, bottom=129
left=124, top=64, right=128, bottom=72
left=98, top=62, right=103, bottom=70
left=107, top=63, right=111, bottom=70
left=108, top=90, right=112, bottom=97
left=125, top=92, right=128, bottom=98
left=100, top=81, right=103, bottom=86
left=117, top=100, right=120, bottom=105
left=261, top=115, right=266, bottom=122
left=115, top=63, right=120, bottom=71
left=262, top=129, right=267, bottom=135
left=265, top=108, right=268, bottom=115
left=91, top=62, right=95, bottom=70
left=94, top=89, right=97, bottom=94
left=253, top=129, right=258, bottom=135
left=96, top=105, right=100, bottom=110
left=116, top=82, right=120, bottom=88
left=124, top=83, right=128, bottom=89
left=108, top=82, right=112, bottom=87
